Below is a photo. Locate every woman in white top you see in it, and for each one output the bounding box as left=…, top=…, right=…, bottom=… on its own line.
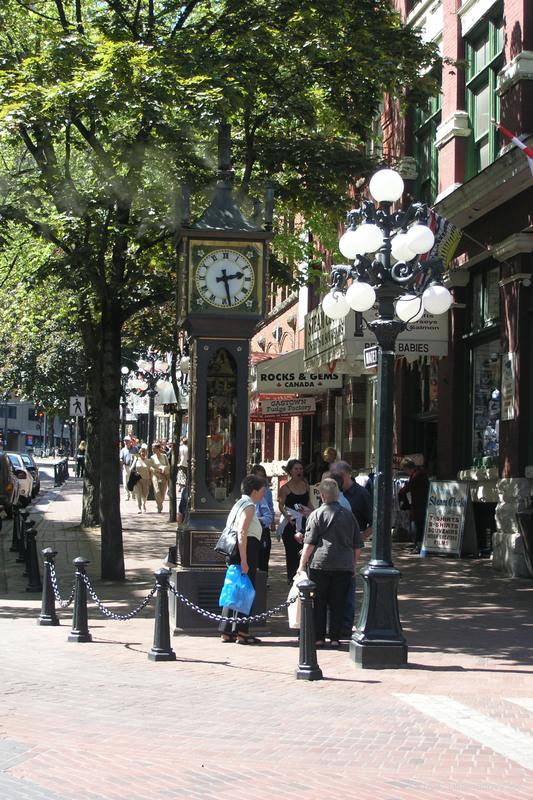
left=150, top=442, right=170, bottom=512
left=132, top=445, right=152, bottom=513
left=219, top=474, right=266, bottom=645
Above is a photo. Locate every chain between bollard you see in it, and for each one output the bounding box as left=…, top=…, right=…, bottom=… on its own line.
left=49, top=563, right=76, bottom=608
left=81, top=573, right=157, bottom=621
left=168, top=583, right=298, bottom=625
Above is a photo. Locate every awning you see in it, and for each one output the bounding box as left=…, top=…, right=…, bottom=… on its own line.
left=252, top=349, right=343, bottom=395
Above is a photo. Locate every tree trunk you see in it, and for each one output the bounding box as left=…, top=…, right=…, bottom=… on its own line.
left=81, top=346, right=101, bottom=527
left=99, top=300, right=125, bottom=580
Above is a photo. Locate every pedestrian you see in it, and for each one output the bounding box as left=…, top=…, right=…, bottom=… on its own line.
left=151, top=442, right=170, bottom=513
left=76, top=440, right=86, bottom=478
left=278, top=458, right=313, bottom=584
left=120, top=436, right=138, bottom=500
left=178, top=436, right=188, bottom=486
left=131, top=444, right=152, bottom=513
left=330, top=460, right=372, bottom=634
left=330, top=461, right=372, bottom=537
left=218, top=474, right=266, bottom=645
left=296, top=478, right=364, bottom=648
left=251, top=464, right=274, bottom=574
left=398, top=457, right=429, bottom=553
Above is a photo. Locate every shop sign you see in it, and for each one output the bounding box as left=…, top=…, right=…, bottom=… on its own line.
left=252, top=349, right=343, bottom=394
left=261, top=397, right=316, bottom=417
left=131, top=395, right=149, bottom=414
left=422, top=481, right=477, bottom=558
left=304, top=304, right=448, bottom=370
left=501, top=352, right=516, bottom=421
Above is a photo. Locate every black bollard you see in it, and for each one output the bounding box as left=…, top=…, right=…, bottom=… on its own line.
left=25, top=528, right=42, bottom=593
left=10, top=506, right=20, bottom=552
left=295, top=578, right=323, bottom=681
left=148, top=568, right=176, bottom=662
left=38, top=549, right=59, bottom=626
left=16, top=513, right=27, bottom=564
left=68, top=558, right=92, bottom=643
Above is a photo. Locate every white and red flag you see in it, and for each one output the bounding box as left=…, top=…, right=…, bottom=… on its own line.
left=493, top=120, right=533, bottom=176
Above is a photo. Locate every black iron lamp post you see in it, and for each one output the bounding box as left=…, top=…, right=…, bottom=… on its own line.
left=129, top=353, right=170, bottom=450
left=322, top=168, right=453, bottom=668
left=120, top=366, right=131, bottom=442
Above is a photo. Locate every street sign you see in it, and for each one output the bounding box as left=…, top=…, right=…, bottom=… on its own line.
left=364, top=346, right=379, bottom=369
left=69, top=396, right=86, bottom=416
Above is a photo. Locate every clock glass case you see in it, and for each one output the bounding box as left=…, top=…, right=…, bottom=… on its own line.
left=189, top=240, right=262, bottom=314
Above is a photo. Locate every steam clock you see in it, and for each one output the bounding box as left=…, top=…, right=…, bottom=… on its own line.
left=172, top=126, right=273, bottom=630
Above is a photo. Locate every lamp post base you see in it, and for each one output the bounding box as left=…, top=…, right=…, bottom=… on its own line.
left=350, top=563, right=408, bottom=669
left=350, top=639, right=407, bottom=669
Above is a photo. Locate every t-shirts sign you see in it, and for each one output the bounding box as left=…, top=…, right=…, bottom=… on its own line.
left=422, top=481, right=477, bottom=558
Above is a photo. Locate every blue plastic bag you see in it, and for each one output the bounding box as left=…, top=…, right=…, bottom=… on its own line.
left=219, top=564, right=256, bottom=615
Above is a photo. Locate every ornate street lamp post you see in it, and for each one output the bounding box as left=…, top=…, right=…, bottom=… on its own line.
left=120, top=366, right=131, bottom=442
left=129, top=353, right=170, bottom=450
left=322, top=168, right=453, bottom=668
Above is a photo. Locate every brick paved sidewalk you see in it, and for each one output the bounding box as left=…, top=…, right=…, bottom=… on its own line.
left=1, top=478, right=533, bottom=799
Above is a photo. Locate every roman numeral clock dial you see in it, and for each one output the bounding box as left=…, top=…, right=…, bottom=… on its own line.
left=194, top=248, right=255, bottom=308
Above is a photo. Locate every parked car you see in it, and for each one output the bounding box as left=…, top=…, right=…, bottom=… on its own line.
left=0, top=452, right=19, bottom=517
left=20, top=452, right=40, bottom=497
left=6, top=452, right=34, bottom=507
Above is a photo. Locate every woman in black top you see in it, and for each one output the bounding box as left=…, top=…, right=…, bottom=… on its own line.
left=278, top=459, right=313, bottom=584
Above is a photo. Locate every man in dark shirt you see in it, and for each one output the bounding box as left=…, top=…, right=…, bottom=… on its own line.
left=330, top=461, right=372, bottom=537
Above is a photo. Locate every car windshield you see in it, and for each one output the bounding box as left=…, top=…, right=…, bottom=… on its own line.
left=21, top=455, right=33, bottom=467
left=8, top=454, right=22, bottom=467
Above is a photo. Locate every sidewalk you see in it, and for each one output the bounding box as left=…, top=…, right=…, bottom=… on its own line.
left=1, top=479, right=533, bottom=799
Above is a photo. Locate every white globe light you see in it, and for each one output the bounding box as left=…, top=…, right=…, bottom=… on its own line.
left=322, top=290, right=350, bottom=320
left=405, top=224, right=435, bottom=255
left=346, top=281, right=376, bottom=312
left=396, top=294, right=424, bottom=323
left=391, top=232, right=416, bottom=262
left=422, top=284, right=453, bottom=315
left=339, top=228, right=364, bottom=259
left=137, top=359, right=150, bottom=372
left=179, top=356, right=190, bottom=374
left=357, top=223, right=384, bottom=253
left=369, top=169, right=405, bottom=203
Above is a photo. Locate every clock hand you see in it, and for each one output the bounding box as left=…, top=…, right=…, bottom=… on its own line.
left=215, top=268, right=232, bottom=304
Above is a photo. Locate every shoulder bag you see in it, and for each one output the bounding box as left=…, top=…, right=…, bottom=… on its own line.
left=214, top=498, right=252, bottom=560
left=127, top=459, right=142, bottom=492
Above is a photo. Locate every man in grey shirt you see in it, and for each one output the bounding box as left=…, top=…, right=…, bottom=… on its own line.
left=297, top=478, right=364, bottom=648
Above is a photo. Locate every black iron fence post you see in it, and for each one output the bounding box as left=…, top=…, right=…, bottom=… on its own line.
left=25, top=526, right=42, bottom=593
left=16, top=512, right=28, bottom=564
left=39, top=549, right=59, bottom=626
left=68, top=558, right=92, bottom=643
left=10, top=506, right=20, bottom=552
left=295, top=579, right=323, bottom=681
left=148, top=568, right=176, bottom=662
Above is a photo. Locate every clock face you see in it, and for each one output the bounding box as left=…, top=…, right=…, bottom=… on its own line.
left=195, top=248, right=255, bottom=308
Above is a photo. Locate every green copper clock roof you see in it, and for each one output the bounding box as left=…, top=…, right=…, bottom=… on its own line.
left=192, top=122, right=260, bottom=232
left=193, top=176, right=257, bottom=232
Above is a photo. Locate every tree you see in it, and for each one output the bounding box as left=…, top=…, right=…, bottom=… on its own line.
left=0, top=0, right=438, bottom=579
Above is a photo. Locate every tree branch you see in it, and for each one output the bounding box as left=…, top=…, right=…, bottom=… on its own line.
left=0, top=205, right=72, bottom=253
left=170, top=0, right=202, bottom=38
left=54, top=0, right=70, bottom=30
left=71, top=116, right=115, bottom=177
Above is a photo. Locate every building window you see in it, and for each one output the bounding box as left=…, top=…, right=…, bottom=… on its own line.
left=465, top=10, right=503, bottom=176
left=414, top=82, right=442, bottom=204
left=472, top=341, right=501, bottom=463
left=470, top=266, right=500, bottom=332
left=0, top=405, right=17, bottom=420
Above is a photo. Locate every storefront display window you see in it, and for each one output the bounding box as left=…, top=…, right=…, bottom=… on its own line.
left=472, top=341, right=501, bottom=462
left=205, top=348, right=237, bottom=501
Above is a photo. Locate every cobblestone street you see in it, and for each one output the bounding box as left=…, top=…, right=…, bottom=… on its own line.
left=1, top=467, right=533, bottom=799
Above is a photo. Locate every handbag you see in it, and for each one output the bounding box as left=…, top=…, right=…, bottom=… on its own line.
left=287, top=571, right=308, bottom=629
left=219, top=564, right=256, bottom=615
left=214, top=498, right=250, bottom=560
left=127, top=463, right=142, bottom=492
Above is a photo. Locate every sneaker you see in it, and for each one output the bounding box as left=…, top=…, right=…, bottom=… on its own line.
left=137, top=509, right=142, bottom=514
